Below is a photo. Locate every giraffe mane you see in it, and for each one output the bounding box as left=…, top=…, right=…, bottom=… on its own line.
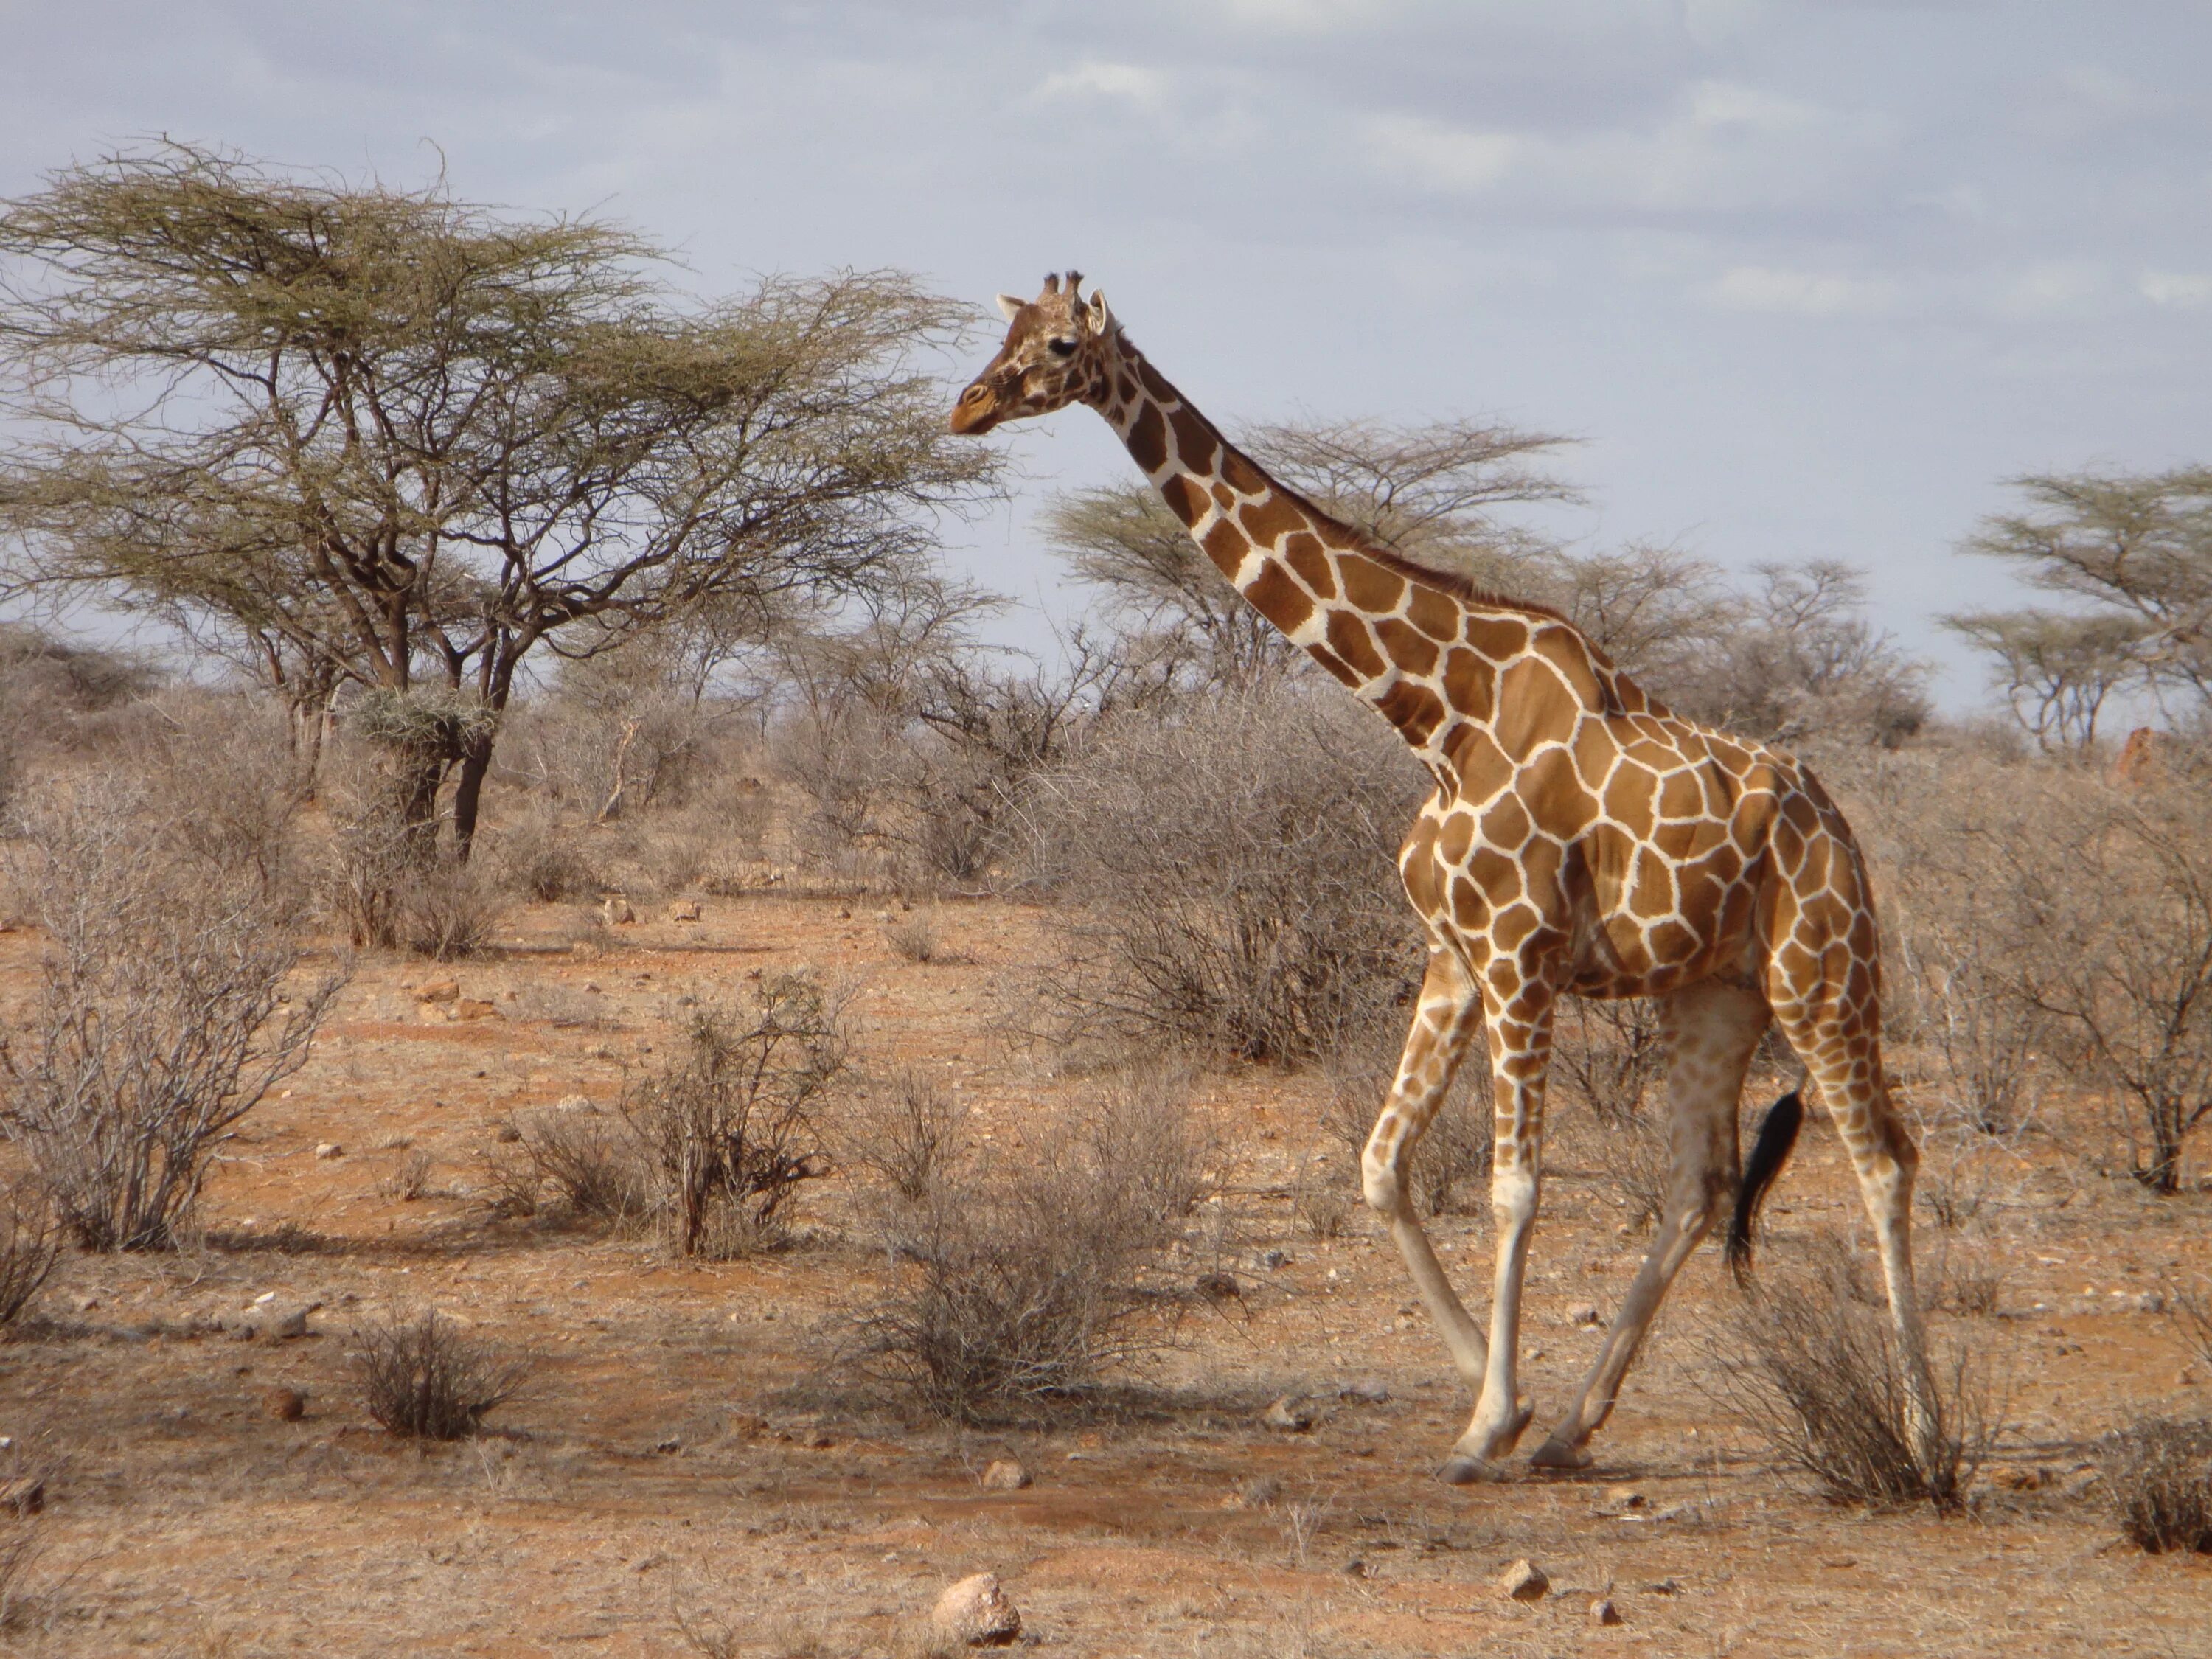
left=1238, top=450, right=1573, bottom=628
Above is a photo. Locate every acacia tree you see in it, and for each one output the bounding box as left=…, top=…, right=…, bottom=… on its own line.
left=1942, top=610, right=2143, bottom=754
left=0, top=143, right=996, bottom=854
left=1950, top=468, right=2212, bottom=742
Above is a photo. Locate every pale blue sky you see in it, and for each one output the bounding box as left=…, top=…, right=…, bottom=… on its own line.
left=5, top=1, right=2208, bottom=703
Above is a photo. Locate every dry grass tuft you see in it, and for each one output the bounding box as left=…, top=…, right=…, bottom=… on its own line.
left=2098, top=1417, right=2212, bottom=1554
left=883, top=912, right=943, bottom=964
left=1710, top=1234, right=1997, bottom=1513
left=352, top=1309, right=533, bottom=1440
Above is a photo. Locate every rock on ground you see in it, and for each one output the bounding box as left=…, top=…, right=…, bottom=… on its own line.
left=262, top=1387, right=306, bottom=1422
left=1499, top=1559, right=1550, bottom=1602
left=980, top=1459, right=1031, bottom=1491
left=931, top=1573, right=1020, bottom=1646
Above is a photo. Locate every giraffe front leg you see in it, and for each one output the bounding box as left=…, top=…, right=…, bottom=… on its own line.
left=1360, top=949, right=1490, bottom=1388
left=1439, top=988, right=1554, bottom=1484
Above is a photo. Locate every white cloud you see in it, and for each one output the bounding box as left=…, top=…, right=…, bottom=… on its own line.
left=2140, top=269, right=2212, bottom=308
left=1996, top=261, right=2106, bottom=316
left=1363, top=80, right=1888, bottom=215
left=1034, top=60, right=1170, bottom=108
left=1365, top=113, right=1520, bottom=192
left=1208, top=0, right=1405, bottom=32
left=1706, top=265, right=1902, bottom=317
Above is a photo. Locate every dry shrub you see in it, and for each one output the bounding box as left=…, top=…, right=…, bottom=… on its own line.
left=0, top=779, right=344, bottom=1251
left=513, top=1105, right=653, bottom=1224
left=1293, top=1155, right=1353, bottom=1241
left=852, top=1068, right=1208, bottom=1420
left=1711, top=1235, right=1996, bottom=1512
left=883, top=912, right=942, bottom=964
left=2098, top=1418, right=2212, bottom=1554
left=322, top=762, right=414, bottom=949
left=2174, top=1282, right=2212, bottom=1372
left=841, top=1069, right=966, bottom=1202
left=122, top=692, right=310, bottom=894
left=1866, top=751, right=2212, bottom=1194
left=0, top=1186, right=58, bottom=1328
left=622, top=975, right=849, bottom=1256
left=1023, top=684, right=1425, bottom=1063
left=353, top=1308, right=533, bottom=1439
left=494, top=815, right=601, bottom=903
left=0, top=1514, right=46, bottom=1634
left=394, top=860, right=501, bottom=960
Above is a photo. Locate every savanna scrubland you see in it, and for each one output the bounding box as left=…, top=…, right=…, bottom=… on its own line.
left=0, top=146, right=2205, bottom=1657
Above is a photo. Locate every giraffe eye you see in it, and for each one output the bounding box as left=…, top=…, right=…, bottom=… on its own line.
left=1047, top=337, right=1077, bottom=358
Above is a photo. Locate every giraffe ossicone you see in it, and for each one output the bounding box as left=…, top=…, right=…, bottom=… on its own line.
left=953, top=272, right=1941, bottom=1483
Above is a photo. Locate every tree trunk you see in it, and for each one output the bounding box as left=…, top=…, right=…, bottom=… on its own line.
left=399, top=748, right=446, bottom=860
left=450, top=727, right=496, bottom=865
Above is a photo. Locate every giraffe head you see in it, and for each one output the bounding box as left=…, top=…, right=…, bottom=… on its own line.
left=949, top=271, right=1116, bottom=436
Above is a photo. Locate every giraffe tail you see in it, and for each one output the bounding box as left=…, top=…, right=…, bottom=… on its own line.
left=1727, top=1089, right=1804, bottom=1282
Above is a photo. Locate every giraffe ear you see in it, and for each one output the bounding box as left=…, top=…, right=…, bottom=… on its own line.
left=996, top=294, right=1025, bottom=321
left=1085, top=289, right=1115, bottom=333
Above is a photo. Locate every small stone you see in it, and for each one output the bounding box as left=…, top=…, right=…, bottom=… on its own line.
left=980, top=1459, right=1031, bottom=1492
left=1338, top=1378, right=1390, bottom=1404
left=0, top=1478, right=44, bottom=1516
left=263, top=1387, right=306, bottom=1422
left=931, top=1572, right=1021, bottom=1646
left=1257, top=1249, right=1290, bottom=1270
left=1565, top=1302, right=1602, bottom=1329
left=670, top=900, right=703, bottom=922
left=1499, top=1559, right=1549, bottom=1602
left=419, top=980, right=460, bottom=1004
left=1590, top=1597, right=1622, bottom=1626
left=1262, top=1395, right=1315, bottom=1433
left=314, top=1142, right=344, bottom=1161
left=267, top=1305, right=311, bottom=1340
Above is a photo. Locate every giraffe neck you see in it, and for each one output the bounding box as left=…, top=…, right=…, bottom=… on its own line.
left=1088, top=331, right=1593, bottom=755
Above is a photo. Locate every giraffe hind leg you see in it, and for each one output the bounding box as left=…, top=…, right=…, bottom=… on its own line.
left=1530, top=979, right=1769, bottom=1470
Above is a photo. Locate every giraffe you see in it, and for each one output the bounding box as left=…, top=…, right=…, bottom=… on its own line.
left=951, top=273, right=1941, bottom=1482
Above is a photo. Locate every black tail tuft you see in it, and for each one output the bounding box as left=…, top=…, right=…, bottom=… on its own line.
left=1727, top=1089, right=1804, bottom=1282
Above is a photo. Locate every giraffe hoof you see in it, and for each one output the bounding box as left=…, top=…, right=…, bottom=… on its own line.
left=1436, top=1455, right=1509, bottom=1486
left=1528, top=1439, right=1593, bottom=1471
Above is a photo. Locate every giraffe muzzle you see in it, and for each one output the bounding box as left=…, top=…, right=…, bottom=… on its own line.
left=949, top=383, right=1000, bottom=436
